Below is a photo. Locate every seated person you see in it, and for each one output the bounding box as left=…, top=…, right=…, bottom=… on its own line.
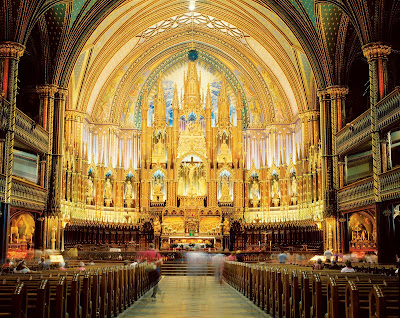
left=323, top=259, right=331, bottom=269
left=341, top=260, right=355, bottom=273
left=58, top=262, right=67, bottom=271
left=313, top=258, right=323, bottom=270
left=330, top=259, right=341, bottom=270
left=38, top=257, right=49, bottom=270
left=77, top=262, right=86, bottom=271
left=14, top=261, right=31, bottom=274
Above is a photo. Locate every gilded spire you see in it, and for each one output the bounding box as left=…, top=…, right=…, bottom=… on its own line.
left=205, top=84, right=212, bottom=110
left=218, top=73, right=230, bottom=126
left=172, top=84, right=179, bottom=110
left=183, top=61, right=201, bottom=108
left=154, top=74, right=166, bottom=127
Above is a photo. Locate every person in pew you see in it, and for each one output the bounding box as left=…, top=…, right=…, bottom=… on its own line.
left=58, top=262, right=67, bottom=271
left=313, top=258, right=323, bottom=270
left=341, top=260, right=356, bottom=273
left=278, top=250, right=287, bottom=264
left=88, top=259, right=95, bottom=266
left=323, top=259, right=331, bottom=269
left=38, top=257, right=49, bottom=270
left=235, top=250, right=244, bottom=262
left=329, top=259, right=341, bottom=270
left=13, top=260, right=31, bottom=273
left=77, top=262, right=86, bottom=271
left=2, top=258, right=14, bottom=269
left=227, top=252, right=236, bottom=261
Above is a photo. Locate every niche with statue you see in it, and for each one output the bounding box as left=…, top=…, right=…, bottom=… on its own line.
left=104, top=171, right=114, bottom=207
left=124, top=171, right=135, bottom=208
left=271, top=172, right=280, bottom=207
left=152, top=170, right=165, bottom=202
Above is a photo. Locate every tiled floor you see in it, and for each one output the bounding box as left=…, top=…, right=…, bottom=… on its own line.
left=118, top=276, right=270, bottom=318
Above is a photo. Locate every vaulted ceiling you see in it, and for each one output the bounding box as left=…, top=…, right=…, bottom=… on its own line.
left=3, top=0, right=400, bottom=127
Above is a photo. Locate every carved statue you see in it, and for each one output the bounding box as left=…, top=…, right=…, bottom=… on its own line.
left=188, top=163, right=196, bottom=188
left=178, top=176, right=184, bottom=195
left=104, top=178, right=112, bottom=199
left=218, top=139, right=232, bottom=163
left=291, top=176, right=297, bottom=196
left=272, top=179, right=280, bottom=198
left=125, top=180, right=133, bottom=199
left=153, top=179, right=163, bottom=196
left=221, top=178, right=230, bottom=198
left=86, top=177, right=94, bottom=199
left=155, top=139, right=164, bottom=156
left=250, top=180, right=259, bottom=199
left=251, top=100, right=261, bottom=126
left=199, top=176, right=206, bottom=195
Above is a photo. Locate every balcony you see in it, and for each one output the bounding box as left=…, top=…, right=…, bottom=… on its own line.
left=0, top=97, right=49, bottom=154
left=15, top=108, right=49, bottom=154
left=380, top=166, right=400, bottom=201
left=0, top=175, right=47, bottom=210
left=337, top=110, right=371, bottom=155
left=337, top=87, right=400, bottom=155
left=338, top=177, right=374, bottom=211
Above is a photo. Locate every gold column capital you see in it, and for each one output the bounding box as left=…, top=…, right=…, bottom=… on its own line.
left=36, top=84, right=58, bottom=97
left=362, top=42, right=391, bottom=62
left=317, top=89, right=327, bottom=98
left=0, top=41, right=25, bottom=59
left=326, top=86, right=349, bottom=98
left=57, top=87, right=68, bottom=98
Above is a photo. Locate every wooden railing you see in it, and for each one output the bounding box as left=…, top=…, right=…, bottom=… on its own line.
left=337, top=87, right=400, bottom=155
left=380, top=165, right=400, bottom=201
left=15, top=108, right=48, bottom=154
left=337, top=110, right=370, bottom=155
left=11, top=176, right=47, bottom=210
left=337, top=177, right=374, bottom=211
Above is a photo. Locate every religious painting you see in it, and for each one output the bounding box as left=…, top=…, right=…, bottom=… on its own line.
left=9, top=213, right=35, bottom=245
left=349, top=212, right=376, bottom=251
left=199, top=217, right=222, bottom=234
left=162, top=216, right=185, bottom=234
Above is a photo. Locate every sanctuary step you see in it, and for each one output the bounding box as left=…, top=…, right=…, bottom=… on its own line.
left=161, top=261, right=215, bottom=276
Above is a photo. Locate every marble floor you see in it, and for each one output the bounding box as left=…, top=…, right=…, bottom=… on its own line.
left=118, top=276, right=270, bottom=318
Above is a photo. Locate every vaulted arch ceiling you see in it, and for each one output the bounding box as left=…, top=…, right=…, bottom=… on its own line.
left=69, top=0, right=316, bottom=127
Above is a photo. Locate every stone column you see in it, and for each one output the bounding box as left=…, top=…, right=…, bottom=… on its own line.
left=37, top=85, right=58, bottom=196
left=326, top=86, right=348, bottom=192
left=317, top=90, right=331, bottom=215
left=362, top=42, right=392, bottom=263
left=0, top=42, right=24, bottom=262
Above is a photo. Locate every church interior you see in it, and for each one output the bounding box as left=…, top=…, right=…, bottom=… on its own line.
left=0, top=0, right=400, bottom=316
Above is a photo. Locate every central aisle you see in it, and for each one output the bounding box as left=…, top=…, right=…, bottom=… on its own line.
left=119, top=276, right=269, bottom=318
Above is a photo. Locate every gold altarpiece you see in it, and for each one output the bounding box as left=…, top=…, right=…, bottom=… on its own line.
left=60, top=61, right=324, bottom=250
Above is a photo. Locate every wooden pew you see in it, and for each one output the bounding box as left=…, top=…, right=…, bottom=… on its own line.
left=290, top=270, right=300, bottom=318
left=268, top=267, right=276, bottom=317
left=275, top=268, right=283, bottom=318
left=369, top=284, right=400, bottom=318
left=299, top=272, right=311, bottom=318
left=0, top=282, right=27, bottom=318
left=282, top=269, right=291, bottom=318
left=99, top=269, right=108, bottom=318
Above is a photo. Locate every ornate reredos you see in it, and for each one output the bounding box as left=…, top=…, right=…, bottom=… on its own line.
left=177, top=121, right=207, bottom=158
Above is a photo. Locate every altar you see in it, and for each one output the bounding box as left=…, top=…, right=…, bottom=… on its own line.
left=160, top=236, right=223, bottom=250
